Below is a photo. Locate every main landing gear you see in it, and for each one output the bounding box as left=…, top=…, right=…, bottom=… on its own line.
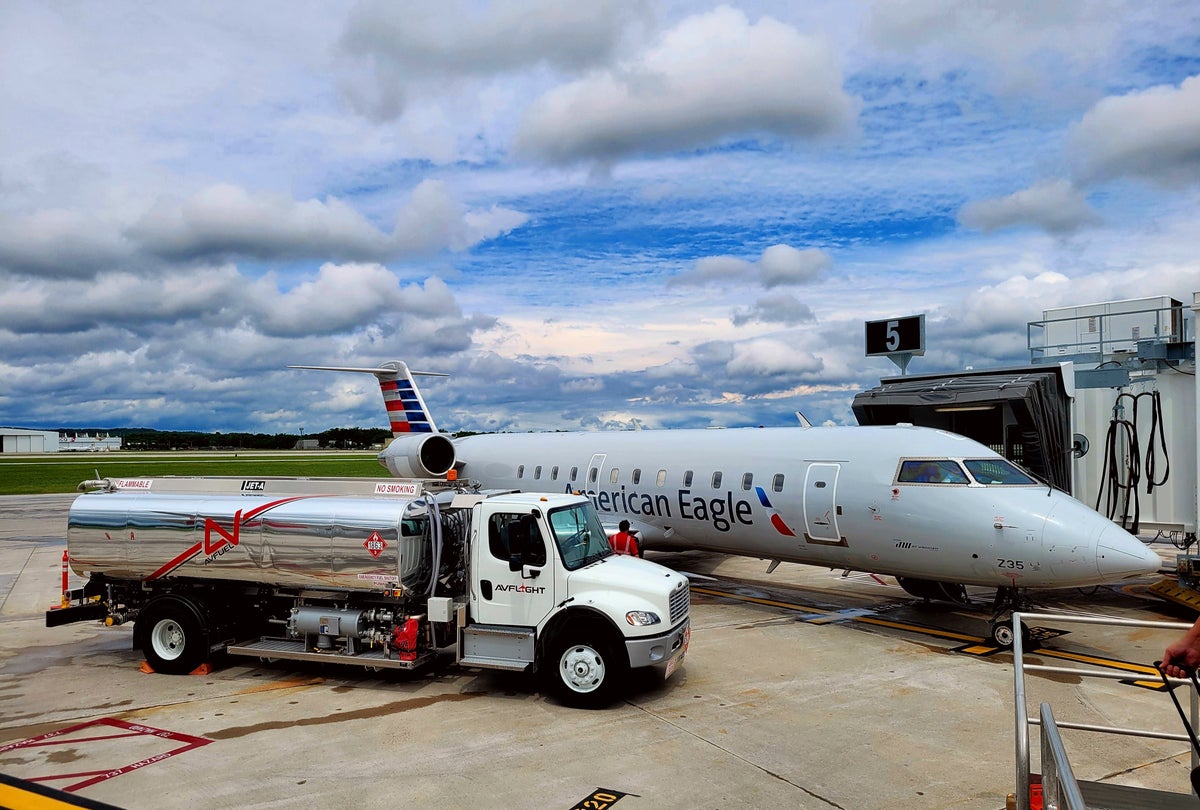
left=988, top=586, right=1031, bottom=649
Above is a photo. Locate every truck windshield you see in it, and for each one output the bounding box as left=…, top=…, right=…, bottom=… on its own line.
left=963, top=458, right=1037, bottom=485
left=548, top=503, right=612, bottom=570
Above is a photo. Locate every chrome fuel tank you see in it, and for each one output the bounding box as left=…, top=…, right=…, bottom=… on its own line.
left=67, top=491, right=434, bottom=592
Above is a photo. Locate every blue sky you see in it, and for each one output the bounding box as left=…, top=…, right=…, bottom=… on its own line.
left=1, top=1, right=1198, bottom=434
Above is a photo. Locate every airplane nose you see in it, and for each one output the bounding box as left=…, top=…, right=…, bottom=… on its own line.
left=1096, top=523, right=1162, bottom=580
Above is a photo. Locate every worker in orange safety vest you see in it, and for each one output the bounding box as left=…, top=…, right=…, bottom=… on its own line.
left=610, top=520, right=641, bottom=557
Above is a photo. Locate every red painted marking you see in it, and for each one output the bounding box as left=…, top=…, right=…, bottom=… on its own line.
left=770, top=514, right=796, bottom=537
left=391, top=421, right=412, bottom=433
left=0, top=718, right=211, bottom=793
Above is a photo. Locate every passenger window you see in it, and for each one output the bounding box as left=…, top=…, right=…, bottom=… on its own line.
left=588, top=467, right=598, bottom=484
left=534, top=465, right=542, bottom=480
left=517, top=464, right=525, bottom=479
left=684, top=470, right=694, bottom=487
left=551, top=466, right=559, bottom=481
left=570, top=466, right=578, bottom=482
left=897, top=460, right=969, bottom=484
left=632, top=468, right=642, bottom=485
left=741, top=472, right=753, bottom=490
left=656, top=469, right=667, bottom=487
left=772, top=473, right=785, bottom=493
left=711, top=471, right=722, bottom=489
left=609, top=468, right=620, bottom=484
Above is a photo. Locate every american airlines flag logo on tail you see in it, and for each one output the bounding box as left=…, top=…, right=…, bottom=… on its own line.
left=379, top=378, right=434, bottom=436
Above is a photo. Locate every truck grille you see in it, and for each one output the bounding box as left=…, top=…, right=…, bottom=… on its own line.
left=669, top=580, right=689, bottom=624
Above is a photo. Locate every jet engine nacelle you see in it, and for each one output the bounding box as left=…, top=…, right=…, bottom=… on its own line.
left=379, top=434, right=457, bottom=479
left=896, top=577, right=969, bottom=604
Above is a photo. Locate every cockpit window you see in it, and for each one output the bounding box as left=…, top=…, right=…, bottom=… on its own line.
left=963, top=458, right=1036, bottom=485
left=897, top=460, right=970, bottom=484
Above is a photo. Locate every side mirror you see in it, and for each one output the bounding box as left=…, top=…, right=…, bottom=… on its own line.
left=509, top=553, right=523, bottom=572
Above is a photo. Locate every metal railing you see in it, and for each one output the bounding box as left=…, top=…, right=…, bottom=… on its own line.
left=1012, top=611, right=1197, bottom=810
left=1027, top=304, right=1190, bottom=364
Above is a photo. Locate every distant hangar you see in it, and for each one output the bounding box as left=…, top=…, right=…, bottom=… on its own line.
left=0, top=428, right=121, bottom=453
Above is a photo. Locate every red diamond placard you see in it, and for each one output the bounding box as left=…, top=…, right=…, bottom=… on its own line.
left=364, top=531, right=387, bottom=558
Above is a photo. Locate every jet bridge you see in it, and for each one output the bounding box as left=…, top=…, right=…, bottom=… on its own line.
left=851, top=365, right=1075, bottom=492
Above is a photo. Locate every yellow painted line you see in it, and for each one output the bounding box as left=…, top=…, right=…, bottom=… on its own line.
left=690, top=586, right=836, bottom=616
left=854, top=615, right=982, bottom=643
left=1033, top=648, right=1160, bottom=677
left=0, top=776, right=121, bottom=809
left=692, top=583, right=1164, bottom=677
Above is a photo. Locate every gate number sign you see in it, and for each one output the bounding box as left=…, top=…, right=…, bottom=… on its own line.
left=865, top=314, right=925, bottom=357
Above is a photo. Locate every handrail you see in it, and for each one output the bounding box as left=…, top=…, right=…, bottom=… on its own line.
left=1040, top=703, right=1088, bottom=810
left=1012, top=611, right=1197, bottom=810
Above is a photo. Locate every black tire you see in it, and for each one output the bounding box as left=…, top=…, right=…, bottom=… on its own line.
left=137, top=596, right=209, bottom=675
left=544, top=627, right=627, bottom=709
left=990, top=620, right=1032, bottom=650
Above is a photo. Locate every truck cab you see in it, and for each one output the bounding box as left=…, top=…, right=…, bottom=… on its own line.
left=461, top=491, right=691, bottom=708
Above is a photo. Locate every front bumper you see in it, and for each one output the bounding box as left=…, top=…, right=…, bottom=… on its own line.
left=625, top=618, right=690, bottom=677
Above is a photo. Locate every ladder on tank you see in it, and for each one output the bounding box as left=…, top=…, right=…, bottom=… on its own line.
left=1011, top=612, right=1199, bottom=809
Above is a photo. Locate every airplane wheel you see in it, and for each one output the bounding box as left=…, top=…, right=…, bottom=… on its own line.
left=991, top=622, right=1016, bottom=648
left=990, top=620, right=1031, bottom=649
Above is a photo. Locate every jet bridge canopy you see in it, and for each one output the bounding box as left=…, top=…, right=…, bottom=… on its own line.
left=851, top=366, right=1073, bottom=493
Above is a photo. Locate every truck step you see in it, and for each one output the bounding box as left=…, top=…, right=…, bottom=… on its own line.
left=457, top=656, right=531, bottom=672
left=226, top=637, right=430, bottom=670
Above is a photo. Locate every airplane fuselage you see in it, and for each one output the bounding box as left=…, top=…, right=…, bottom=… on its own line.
left=389, top=424, right=1157, bottom=590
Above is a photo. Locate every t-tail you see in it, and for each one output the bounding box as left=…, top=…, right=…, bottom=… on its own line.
left=289, top=361, right=457, bottom=478
left=289, top=361, right=445, bottom=437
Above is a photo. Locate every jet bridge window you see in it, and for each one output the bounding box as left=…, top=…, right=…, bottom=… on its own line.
left=964, top=458, right=1036, bottom=485
left=897, top=460, right=970, bottom=484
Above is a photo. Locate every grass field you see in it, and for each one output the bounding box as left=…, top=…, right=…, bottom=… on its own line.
left=0, top=452, right=386, bottom=495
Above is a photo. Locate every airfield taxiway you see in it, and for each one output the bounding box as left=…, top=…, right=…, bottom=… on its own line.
left=1, top=494, right=1198, bottom=809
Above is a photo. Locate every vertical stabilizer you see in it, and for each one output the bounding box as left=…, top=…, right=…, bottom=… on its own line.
left=289, top=361, right=447, bottom=438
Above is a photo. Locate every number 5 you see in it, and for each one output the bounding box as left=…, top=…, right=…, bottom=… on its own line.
left=886, top=320, right=900, bottom=351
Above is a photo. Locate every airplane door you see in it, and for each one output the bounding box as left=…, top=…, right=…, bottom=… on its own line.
left=803, top=463, right=843, bottom=545
left=585, top=453, right=607, bottom=494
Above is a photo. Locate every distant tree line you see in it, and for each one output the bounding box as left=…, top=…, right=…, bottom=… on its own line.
left=63, top=427, right=393, bottom=451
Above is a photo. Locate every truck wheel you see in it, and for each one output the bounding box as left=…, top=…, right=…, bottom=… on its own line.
left=138, top=597, right=209, bottom=675
left=546, top=629, right=627, bottom=709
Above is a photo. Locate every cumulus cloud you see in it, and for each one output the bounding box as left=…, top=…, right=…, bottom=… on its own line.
left=0, top=208, right=133, bottom=277
left=958, top=180, right=1099, bottom=235
left=669, top=244, right=831, bottom=288
left=338, top=0, right=649, bottom=121
left=1070, top=74, right=1200, bottom=186
left=732, top=294, right=817, bottom=327
left=725, top=338, right=824, bottom=377
left=125, top=180, right=527, bottom=267
left=513, top=6, right=857, bottom=165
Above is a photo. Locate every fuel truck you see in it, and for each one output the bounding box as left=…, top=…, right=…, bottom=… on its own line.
left=46, top=476, right=691, bottom=709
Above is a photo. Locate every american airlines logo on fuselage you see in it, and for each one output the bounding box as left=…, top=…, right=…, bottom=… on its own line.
left=571, top=485, right=755, bottom=533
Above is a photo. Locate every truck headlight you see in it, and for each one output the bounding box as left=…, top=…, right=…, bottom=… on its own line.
left=625, top=611, right=661, bottom=626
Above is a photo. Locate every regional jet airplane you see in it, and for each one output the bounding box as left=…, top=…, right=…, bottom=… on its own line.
left=294, top=361, right=1161, bottom=646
